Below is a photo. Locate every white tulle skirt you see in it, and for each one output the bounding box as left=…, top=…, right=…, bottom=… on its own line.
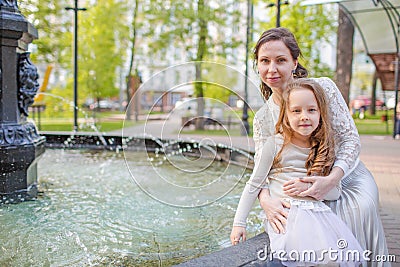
left=265, top=199, right=364, bottom=267
left=326, top=161, right=389, bottom=267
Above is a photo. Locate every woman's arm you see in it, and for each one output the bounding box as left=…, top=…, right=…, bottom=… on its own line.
left=253, top=106, right=268, bottom=163
left=258, top=189, right=290, bottom=233
left=315, top=77, right=361, bottom=174
left=253, top=106, right=290, bottom=231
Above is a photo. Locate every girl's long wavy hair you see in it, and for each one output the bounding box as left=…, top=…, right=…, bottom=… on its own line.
left=273, top=79, right=335, bottom=176
left=253, top=27, right=308, bottom=101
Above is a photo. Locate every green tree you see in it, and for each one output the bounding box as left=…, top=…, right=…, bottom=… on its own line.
left=19, top=1, right=71, bottom=66
left=79, top=0, right=129, bottom=106
left=143, top=0, right=243, bottom=129
left=202, top=63, right=238, bottom=104
left=20, top=0, right=131, bottom=112
left=19, top=1, right=74, bottom=120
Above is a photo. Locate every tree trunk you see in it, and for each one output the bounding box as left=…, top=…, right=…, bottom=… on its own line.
left=371, top=71, right=378, bottom=115
left=126, top=0, right=139, bottom=121
left=195, top=0, right=207, bottom=130
left=335, top=6, right=354, bottom=106
left=195, top=63, right=205, bottom=130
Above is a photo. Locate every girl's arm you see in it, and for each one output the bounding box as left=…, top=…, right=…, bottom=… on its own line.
left=231, top=136, right=276, bottom=244
left=231, top=183, right=264, bottom=245
left=254, top=111, right=290, bottom=232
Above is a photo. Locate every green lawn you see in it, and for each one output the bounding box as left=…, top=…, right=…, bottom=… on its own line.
left=32, top=112, right=136, bottom=132
left=352, top=110, right=395, bottom=135
left=180, top=128, right=243, bottom=136
left=36, top=120, right=135, bottom=132
left=354, top=119, right=393, bottom=135
left=31, top=109, right=396, bottom=136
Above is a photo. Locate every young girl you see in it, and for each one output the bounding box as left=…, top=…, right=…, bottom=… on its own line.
left=231, top=79, right=364, bottom=266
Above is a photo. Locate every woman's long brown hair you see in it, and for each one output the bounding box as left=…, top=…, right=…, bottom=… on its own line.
left=273, top=79, right=335, bottom=176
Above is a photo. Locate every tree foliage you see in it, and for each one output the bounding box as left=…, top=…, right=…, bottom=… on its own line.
left=142, top=0, right=242, bottom=63
left=79, top=0, right=129, bottom=101
left=202, top=63, right=239, bottom=104
left=19, top=1, right=71, bottom=66
left=19, top=0, right=338, bottom=117
left=142, top=0, right=243, bottom=129
left=19, top=0, right=130, bottom=107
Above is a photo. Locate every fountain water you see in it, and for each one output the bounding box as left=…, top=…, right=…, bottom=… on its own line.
left=0, top=148, right=260, bottom=266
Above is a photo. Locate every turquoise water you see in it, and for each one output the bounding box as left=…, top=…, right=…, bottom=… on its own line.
left=0, top=149, right=263, bottom=266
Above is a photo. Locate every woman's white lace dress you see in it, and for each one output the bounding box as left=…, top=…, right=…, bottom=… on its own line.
left=253, top=77, right=389, bottom=267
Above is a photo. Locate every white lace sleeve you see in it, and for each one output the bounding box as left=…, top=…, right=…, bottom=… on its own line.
left=313, top=77, right=361, bottom=174
left=253, top=104, right=275, bottom=163
left=253, top=111, right=265, bottom=164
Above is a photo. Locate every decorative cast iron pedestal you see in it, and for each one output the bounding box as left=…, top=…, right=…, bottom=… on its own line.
left=0, top=1, right=45, bottom=203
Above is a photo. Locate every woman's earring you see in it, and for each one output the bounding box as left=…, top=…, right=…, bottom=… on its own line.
left=292, top=69, right=296, bottom=77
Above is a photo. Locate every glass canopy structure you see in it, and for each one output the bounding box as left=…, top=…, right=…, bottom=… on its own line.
left=302, top=0, right=400, bottom=137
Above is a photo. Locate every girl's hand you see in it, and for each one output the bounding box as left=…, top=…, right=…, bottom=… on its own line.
left=258, top=189, right=290, bottom=234
left=283, top=178, right=310, bottom=197
left=230, top=226, right=246, bottom=245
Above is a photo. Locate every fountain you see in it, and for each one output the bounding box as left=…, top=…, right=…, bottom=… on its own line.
left=0, top=0, right=45, bottom=203
left=0, top=148, right=259, bottom=266
left=0, top=2, right=274, bottom=265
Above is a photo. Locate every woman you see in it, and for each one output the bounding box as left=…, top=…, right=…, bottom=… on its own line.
left=253, top=27, right=389, bottom=267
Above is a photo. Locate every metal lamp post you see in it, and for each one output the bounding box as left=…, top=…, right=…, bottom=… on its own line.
left=267, top=0, right=289, bottom=28
left=66, top=0, right=86, bottom=132
left=241, top=0, right=253, bottom=136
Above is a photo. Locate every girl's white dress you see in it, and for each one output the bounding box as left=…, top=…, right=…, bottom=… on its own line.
left=233, top=134, right=364, bottom=267
left=253, top=77, right=389, bottom=267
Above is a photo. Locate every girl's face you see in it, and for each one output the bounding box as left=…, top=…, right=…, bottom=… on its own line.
left=287, top=87, right=320, bottom=140
left=257, top=40, right=298, bottom=95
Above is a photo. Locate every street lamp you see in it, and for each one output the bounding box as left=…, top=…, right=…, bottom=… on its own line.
left=242, top=0, right=253, bottom=136
left=66, top=0, right=87, bottom=132
left=267, top=0, right=289, bottom=27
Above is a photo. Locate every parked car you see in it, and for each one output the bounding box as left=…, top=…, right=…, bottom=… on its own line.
left=84, top=98, right=120, bottom=110
left=350, top=95, right=385, bottom=112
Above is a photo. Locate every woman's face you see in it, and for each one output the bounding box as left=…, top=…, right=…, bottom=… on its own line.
left=257, top=40, right=298, bottom=95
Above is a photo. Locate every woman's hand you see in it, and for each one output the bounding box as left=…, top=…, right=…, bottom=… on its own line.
left=282, top=178, right=310, bottom=197
left=287, top=167, right=344, bottom=201
left=230, top=226, right=246, bottom=245
left=258, top=189, right=290, bottom=234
